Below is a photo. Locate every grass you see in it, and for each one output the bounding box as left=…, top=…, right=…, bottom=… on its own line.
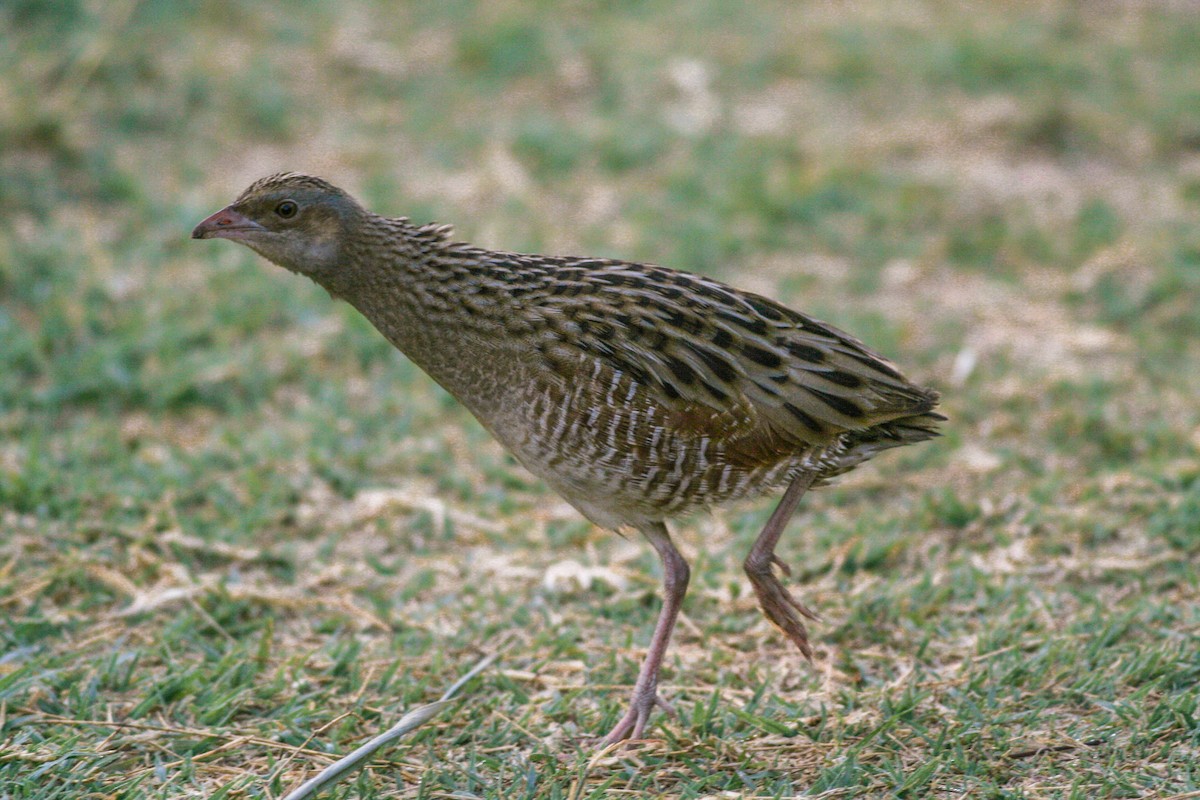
left=2, top=0, right=1200, bottom=797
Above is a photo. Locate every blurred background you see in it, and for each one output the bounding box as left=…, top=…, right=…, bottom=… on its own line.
left=2, top=1, right=1199, bottom=797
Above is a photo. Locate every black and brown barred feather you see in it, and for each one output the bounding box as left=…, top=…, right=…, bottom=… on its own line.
left=215, top=172, right=943, bottom=529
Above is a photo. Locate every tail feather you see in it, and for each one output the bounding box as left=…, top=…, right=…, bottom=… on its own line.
left=819, top=410, right=945, bottom=479
left=867, top=410, right=946, bottom=446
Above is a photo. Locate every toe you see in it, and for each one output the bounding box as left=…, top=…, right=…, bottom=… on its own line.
left=599, top=692, right=670, bottom=748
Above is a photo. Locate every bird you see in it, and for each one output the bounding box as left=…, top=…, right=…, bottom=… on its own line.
left=193, top=173, right=943, bottom=746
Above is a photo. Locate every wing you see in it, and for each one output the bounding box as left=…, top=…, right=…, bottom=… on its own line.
left=523, top=259, right=939, bottom=469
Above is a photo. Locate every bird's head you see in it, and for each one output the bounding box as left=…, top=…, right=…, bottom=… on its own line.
left=192, top=173, right=365, bottom=280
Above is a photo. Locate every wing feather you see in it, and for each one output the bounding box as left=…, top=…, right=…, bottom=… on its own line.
left=527, top=259, right=938, bottom=469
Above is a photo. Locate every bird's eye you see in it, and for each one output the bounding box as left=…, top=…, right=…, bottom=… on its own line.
left=275, top=200, right=298, bottom=219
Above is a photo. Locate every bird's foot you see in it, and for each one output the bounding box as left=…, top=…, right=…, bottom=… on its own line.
left=599, top=690, right=675, bottom=748
left=746, top=561, right=820, bottom=660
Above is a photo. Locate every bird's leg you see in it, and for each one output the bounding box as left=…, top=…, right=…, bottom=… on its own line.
left=600, top=521, right=690, bottom=747
left=744, top=472, right=820, bottom=659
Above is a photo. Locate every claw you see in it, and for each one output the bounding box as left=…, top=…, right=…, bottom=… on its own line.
left=600, top=690, right=669, bottom=746
left=746, top=559, right=820, bottom=660
left=742, top=473, right=821, bottom=659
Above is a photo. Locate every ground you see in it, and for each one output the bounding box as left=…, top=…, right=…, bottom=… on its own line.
left=2, top=1, right=1199, bottom=798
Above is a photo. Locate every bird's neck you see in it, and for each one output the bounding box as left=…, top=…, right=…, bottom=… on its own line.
left=333, top=214, right=523, bottom=405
